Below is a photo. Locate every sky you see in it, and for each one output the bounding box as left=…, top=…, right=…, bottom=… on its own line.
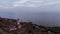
left=0, top=0, right=60, bottom=9
left=0, top=0, right=60, bottom=26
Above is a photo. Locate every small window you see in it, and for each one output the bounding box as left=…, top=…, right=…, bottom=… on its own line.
left=33, top=26, right=36, bottom=29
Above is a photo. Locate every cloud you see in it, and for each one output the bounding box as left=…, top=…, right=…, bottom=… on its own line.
left=12, top=0, right=60, bottom=7
left=0, top=0, right=60, bottom=8
left=13, top=0, right=28, bottom=6
left=13, top=0, right=37, bottom=7
left=13, top=0, right=44, bottom=7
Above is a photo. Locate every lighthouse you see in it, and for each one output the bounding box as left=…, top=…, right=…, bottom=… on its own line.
left=17, top=18, right=22, bottom=29
left=17, top=18, right=20, bottom=25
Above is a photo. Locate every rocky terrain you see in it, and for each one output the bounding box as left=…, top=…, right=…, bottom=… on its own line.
left=0, top=17, right=60, bottom=34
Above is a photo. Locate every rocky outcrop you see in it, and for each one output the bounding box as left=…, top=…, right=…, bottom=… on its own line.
left=0, top=17, right=59, bottom=34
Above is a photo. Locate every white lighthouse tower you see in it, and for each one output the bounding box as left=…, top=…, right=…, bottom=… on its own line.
left=17, top=18, right=20, bottom=25
left=17, top=18, right=22, bottom=28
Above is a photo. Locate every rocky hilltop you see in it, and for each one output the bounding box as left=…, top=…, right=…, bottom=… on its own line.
left=0, top=17, right=60, bottom=34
